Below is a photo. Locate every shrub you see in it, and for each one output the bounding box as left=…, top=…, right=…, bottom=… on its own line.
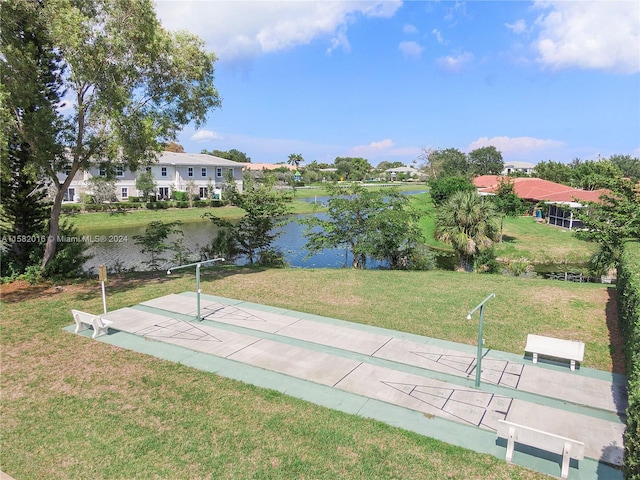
left=61, top=204, right=82, bottom=214
left=618, top=242, right=640, bottom=479
left=41, top=220, right=91, bottom=280
left=172, top=191, right=188, bottom=201
left=146, top=202, right=168, bottom=210
left=474, top=247, right=501, bottom=274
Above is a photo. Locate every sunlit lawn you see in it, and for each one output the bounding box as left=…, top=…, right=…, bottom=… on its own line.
left=1, top=267, right=620, bottom=479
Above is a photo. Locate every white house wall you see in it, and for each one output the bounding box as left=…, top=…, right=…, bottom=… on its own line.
left=59, top=156, right=244, bottom=202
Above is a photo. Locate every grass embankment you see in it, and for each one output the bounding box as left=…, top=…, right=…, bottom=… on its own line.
left=1, top=268, right=622, bottom=479
left=412, top=193, right=597, bottom=264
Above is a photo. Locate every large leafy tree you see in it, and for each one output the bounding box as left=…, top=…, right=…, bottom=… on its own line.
left=428, top=175, right=476, bottom=206
left=609, top=154, right=640, bottom=182
left=435, top=190, right=500, bottom=271
left=421, top=148, right=470, bottom=179
left=133, top=220, right=184, bottom=271
left=574, top=179, right=640, bottom=273
left=301, top=184, right=422, bottom=269
left=334, top=157, right=372, bottom=181
left=4, top=0, right=221, bottom=269
left=203, top=149, right=251, bottom=163
left=570, top=159, right=622, bottom=190
left=204, top=180, right=292, bottom=265
left=468, top=146, right=504, bottom=176
left=534, top=160, right=573, bottom=185
left=366, top=193, right=424, bottom=269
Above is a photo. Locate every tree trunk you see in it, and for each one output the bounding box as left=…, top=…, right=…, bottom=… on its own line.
left=41, top=163, right=79, bottom=269
left=41, top=186, right=64, bottom=268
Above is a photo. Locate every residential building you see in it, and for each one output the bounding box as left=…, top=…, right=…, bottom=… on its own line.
left=61, top=152, right=244, bottom=202
left=474, top=175, right=608, bottom=229
left=501, top=161, right=536, bottom=175
left=385, top=166, right=420, bottom=181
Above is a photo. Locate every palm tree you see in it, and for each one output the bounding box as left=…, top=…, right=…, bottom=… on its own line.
left=287, top=153, right=304, bottom=169
left=435, top=190, right=500, bottom=271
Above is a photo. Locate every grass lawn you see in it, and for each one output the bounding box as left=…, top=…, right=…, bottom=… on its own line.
left=495, top=216, right=598, bottom=264
left=1, top=268, right=623, bottom=479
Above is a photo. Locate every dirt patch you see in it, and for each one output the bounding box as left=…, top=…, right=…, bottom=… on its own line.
left=0, top=280, right=88, bottom=304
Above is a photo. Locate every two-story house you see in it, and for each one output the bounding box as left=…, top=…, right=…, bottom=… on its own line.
left=62, top=152, right=244, bottom=202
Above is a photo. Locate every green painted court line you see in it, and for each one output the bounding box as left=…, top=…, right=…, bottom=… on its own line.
left=63, top=324, right=622, bottom=480
left=168, top=293, right=626, bottom=422
left=189, top=292, right=626, bottom=384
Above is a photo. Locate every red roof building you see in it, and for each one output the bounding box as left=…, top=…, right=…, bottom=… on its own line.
left=473, top=175, right=608, bottom=203
left=473, top=176, right=609, bottom=229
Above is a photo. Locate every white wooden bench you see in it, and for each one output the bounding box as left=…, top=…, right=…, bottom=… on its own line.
left=72, top=309, right=113, bottom=339
left=525, top=334, right=585, bottom=371
left=497, top=419, right=585, bottom=479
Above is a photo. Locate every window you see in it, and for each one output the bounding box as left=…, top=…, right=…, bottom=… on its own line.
left=121, top=187, right=128, bottom=199
left=216, top=167, right=222, bottom=178
left=161, top=167, right=167, bottom=177
left=199, top=187, right=208, bottom=199
left=99, top=167, right=106, bottom=177
left=116, top=166, right=124, bottom=177
left=158, top=187, right=169, bottom=200
left=201, top=167, right=207, bottom=177
left=188, top=167, right=193, bottom=177
left=63, top=188, right=75, bottom=202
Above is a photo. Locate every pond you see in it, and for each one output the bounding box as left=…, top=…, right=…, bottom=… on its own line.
left=82, top=190, right=429, bottom=273
left=81, top=214, right=386, bottom=273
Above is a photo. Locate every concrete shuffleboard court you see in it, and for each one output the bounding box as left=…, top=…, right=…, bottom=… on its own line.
left=75, top=292, right=627, bottom=480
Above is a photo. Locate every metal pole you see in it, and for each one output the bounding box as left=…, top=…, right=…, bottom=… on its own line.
left=467, top=293, right=495, bottom=388
left=196, top=263, right=201, bottom=321
left=166, top=258, right=225, bottom=322
left=475, top=305, right=484, bottom=387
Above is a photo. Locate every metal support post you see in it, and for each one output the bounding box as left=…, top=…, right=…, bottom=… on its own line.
left=167, top=258, right=225, bottom=321
left=467, top=293, right=495, bottom=388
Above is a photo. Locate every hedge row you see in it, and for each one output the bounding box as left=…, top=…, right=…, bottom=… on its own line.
left=61, top=200, right=225, bottom=214
left=618, top=241, right=640, bottom=479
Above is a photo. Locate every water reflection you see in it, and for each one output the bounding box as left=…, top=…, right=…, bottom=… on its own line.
left=82, top=214, right=383, bottom=272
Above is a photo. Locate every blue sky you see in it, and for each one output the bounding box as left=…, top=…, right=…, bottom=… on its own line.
left=155, top=1, right=640, bottom=167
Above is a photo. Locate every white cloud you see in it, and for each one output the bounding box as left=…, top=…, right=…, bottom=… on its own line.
left=190, top=130, right=223, bottom=142
left=350, top=139, right=395, bottom=157
left=399, top=41, right=424, bottom=61
left=467, top=136, right=566, bottom=157
left=533, top=1, right=640, bottom=74
left=432, top=28, right=445, bottom=45
left=348, top=139, right=420, bottom=160
left=437, top=51, right=473, bottom=72
left=403, top=23, right=418, bottom=35
left=154, top=1, right=401, bottom=65
left=505, top=19, right=527, bottom=35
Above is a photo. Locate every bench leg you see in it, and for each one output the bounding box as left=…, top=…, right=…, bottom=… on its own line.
left=561, top=442, right=571, bottom=479
left=570, top=360, right=575, bottom=371
left=75, top=320, right=90, bottom=334
left=532, top=352, right=538, bottom=364
left=505, top=426, right=516, bottom=463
